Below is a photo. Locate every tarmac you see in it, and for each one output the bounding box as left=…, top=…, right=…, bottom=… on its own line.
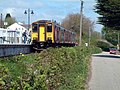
left=89, top=52, right=120, bottom=90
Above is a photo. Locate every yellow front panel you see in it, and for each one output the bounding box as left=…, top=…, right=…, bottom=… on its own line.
left=52, top=24, right=54, bottom=43
left=46, top=32, right=54, bottom=43
left=31, top=33, right=38, bottom=41
left=46, top=24, right=54, bottom=43
left=52, top=23, right=55, bottom=43
left=39, top=26, right=45, bottom=42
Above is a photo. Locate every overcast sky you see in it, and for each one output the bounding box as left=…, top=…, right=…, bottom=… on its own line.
left=0, top=0, right=103, bottom=32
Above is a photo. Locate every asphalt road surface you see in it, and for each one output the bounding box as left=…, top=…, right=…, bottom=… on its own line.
left=89, top=52, right=120, bottom=90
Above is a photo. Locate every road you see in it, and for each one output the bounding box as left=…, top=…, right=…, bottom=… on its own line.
left=89, top=52, right=120, bottom=90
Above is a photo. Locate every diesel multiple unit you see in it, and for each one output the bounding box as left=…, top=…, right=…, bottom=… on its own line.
left=31, top=20, right=77, bottom=49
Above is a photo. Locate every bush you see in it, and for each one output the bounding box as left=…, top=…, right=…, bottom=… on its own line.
left=89, top=46, right=102, bottom=54
left=0, top=46, right=101, bottom=90
left=96, top=41, right=111, bottom=51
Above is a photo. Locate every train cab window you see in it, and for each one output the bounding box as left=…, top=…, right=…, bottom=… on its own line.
left=32, top=24, right=38, bottom=32
left=47, top=24, right=52, bottom=32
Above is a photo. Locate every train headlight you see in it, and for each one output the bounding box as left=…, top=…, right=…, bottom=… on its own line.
left=33, top=37, right=38, bottom=40
left=47, top=37, right=52, bottom=40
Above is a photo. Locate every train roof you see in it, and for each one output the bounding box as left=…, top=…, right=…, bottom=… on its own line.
left=32, top=20, right=76, bottom=34
left=32, top=20, right=52, bottom=24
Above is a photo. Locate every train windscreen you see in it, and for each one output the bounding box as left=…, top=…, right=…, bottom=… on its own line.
left=32, top=24, right=38, bottom=32
left=47, top=24, right=52, bottom=32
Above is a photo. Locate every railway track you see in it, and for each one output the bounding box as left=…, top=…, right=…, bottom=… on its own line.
left=0, top=44, right=32, bottom=57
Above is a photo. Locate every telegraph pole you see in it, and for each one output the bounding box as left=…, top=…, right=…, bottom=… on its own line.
left=1, top=13, right=2, bottom=28
left=79, top=0, right=84, bottom=46
left=88, top=27, right=91, bottom=46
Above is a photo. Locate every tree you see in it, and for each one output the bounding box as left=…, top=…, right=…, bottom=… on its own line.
left=61, top=13, right=80, bottom=34
left=95, top=0, right=120, bottom=30
left=61, top=13, right=101, bottom=45
left=0, top=19, right=4, bottom=28
left=96, top=40, right=111, bottom=51
left=4, top=13, right=16, bottom=28
left=61, top=13, right=94, bottom=35
left=91, top=31, right=101, bottom=45
left=102, top=27, right=119, bottom=45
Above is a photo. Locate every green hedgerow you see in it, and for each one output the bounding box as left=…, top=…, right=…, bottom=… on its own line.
left=0, top=46, right=101, bottom=90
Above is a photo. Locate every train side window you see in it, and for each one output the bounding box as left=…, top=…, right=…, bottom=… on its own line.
left=57, top=30, right=59, bottom=40
left=47, top=24, right=52, bottom=32
left=32, top=24, right=38, bottom=32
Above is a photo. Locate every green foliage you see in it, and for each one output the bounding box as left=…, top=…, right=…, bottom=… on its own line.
left=102, top=27, right=120, bottom=45
left=4, top=13, right=16, bottom=28
left=95, top=0, right=120, bottom=30
left=61, top=13, right=101, bottom=44
left=96, top=41, right=111, bottom=51
left=89, top=46, right=102, bottom=54
left=0, top=46, right=101, bottom=90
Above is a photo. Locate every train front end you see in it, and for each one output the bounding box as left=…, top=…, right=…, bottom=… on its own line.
left=31, top=20, right=54, bottom=50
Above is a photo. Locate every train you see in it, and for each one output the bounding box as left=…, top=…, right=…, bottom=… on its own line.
left=31, top=20, right=78, bottom=50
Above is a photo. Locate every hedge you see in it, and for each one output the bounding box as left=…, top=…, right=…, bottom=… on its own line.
left=0, top=46, right=101, bottom=90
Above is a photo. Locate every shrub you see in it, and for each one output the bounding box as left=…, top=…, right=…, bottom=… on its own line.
left=0, top=46, right=101, bottom=90
left=89, top=46, right=102, bottom=54
left=96, top=41, right=111, bottom=51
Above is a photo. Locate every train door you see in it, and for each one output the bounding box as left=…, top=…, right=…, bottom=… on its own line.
left=39, top=26, right=45, bottom=42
